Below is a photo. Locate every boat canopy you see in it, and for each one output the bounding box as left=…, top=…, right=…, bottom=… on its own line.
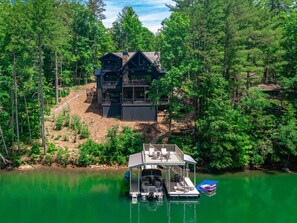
left=128, top=153, right=143, bottom=168
left=184, top=154, right=197, bottom=165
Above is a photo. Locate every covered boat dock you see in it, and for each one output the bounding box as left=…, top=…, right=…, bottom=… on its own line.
left=128, top=144, right=200, bottom=201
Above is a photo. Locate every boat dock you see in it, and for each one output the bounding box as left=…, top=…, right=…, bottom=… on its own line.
left=128, top=144, right=200, bottom=201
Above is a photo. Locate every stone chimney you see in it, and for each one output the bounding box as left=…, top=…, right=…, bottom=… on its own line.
left=122, top=51, right=129, bottom=65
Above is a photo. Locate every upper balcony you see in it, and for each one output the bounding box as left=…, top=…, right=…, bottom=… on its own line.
left=123, top=80, right=149, bottom=87
left=102, top=81, right=121, bottom=89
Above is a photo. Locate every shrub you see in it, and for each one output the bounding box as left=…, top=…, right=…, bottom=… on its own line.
left=47, top=143, right=58, bottom=153
left=76, top=126, right=144, bottom=166
left=55, top=114, right=64, bottom=130
left=61, top=88, right=70, bottom=97
left=30, top=154, right=38, bottom=164
left=64, top=114, right=71, bottom=127
left=76, top=151, right=91, bottom=167
left=54, top=135, right=61, bottom=140
left=71, top=115, right=82, bottom=131
left=30, top=143, right=41, bottom=155
left=56, top=148, right=70, bottom=167
left=62, top=106, right=70, bottom=115
left=63, top=134, right=69, bottom=142
left=43, top=154, right=54, bottom=166
left=79, top=124, right=90, bottom=139
left=79, top=139, right=102, bottom=157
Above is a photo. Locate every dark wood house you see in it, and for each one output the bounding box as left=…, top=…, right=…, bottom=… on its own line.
left=95, top=51, right=166, bottom=121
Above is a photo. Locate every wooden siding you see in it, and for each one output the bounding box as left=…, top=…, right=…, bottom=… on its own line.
left=122, top=105, right=157, bottom=122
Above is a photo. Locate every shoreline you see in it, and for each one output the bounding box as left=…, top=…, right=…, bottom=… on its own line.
left=3, top=163, right=128, bottom=171
left=1, top=163, right=295, bottom=174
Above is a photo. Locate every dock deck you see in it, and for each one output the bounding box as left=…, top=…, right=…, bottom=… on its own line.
left=165, top=177, right=200, bottom=198
left=128, top=144, right=199, bottom=200
left=129, top=176, right=200, bottom=198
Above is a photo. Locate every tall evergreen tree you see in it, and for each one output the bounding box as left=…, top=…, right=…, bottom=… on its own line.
left=87, top=0, right=106, bottom=20
left=111, top=7, right=155, bottom=52
left=26, top=0, right=60, bottom=154
left=281, top=11, right=297, bottom=106
left=157, top=12, right=190, bottom=69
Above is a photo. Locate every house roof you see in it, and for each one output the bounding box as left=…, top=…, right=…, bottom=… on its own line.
left=107, top=51, right=161, bottom=67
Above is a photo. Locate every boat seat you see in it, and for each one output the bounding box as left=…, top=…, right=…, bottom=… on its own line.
left=154, top=180, right=161, bottom=187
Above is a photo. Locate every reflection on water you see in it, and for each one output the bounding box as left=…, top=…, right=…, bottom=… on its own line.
left=129, top=200, right=199, bottom=223
left=0, top=168, right=296, bottom=223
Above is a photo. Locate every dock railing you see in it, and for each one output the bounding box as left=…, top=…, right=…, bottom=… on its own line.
left=174, top=145, right=184, bottom=162
left=143, top=144, right=185, bottom=163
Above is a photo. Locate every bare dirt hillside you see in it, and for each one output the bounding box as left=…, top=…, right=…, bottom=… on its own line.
left=45, top=83, right=168, bottom=150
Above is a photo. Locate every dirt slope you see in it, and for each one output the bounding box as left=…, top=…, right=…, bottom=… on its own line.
left=45, top=83, right=167, bottom=150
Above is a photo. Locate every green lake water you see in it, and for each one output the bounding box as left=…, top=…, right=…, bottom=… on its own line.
left=0, top=167, right=296, bottom=223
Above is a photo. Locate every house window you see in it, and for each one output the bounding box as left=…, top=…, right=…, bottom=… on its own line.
left=134, top=87, right=145, bottom=100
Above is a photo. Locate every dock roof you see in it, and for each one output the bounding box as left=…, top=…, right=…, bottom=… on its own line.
left=128, top=152, right=143, bottom=168
left=128, top=144, right=197, bottom=168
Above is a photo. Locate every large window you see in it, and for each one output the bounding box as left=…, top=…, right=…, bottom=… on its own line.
left=103, top=72, right=118, bottom=82
left=103, top=59, right=121, bottom=70
left=123, top=88, right=133, bottom=99
left=134, top=87, right=145, bottom=100
left=103, top=90, right=121, bottom=103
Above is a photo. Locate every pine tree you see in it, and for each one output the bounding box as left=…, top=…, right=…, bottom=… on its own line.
left=157, top=12, right=190, bottom=69
left=111, top=7, right=155, bottom=51
left=26, top=0, right=60, bottom=154
left=281, top=11, right=297, bottom=106
left=87, top=0, right=106, bottom=20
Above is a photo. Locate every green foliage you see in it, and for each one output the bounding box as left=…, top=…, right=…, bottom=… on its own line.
left=281, top=11, right=297, bottom=106
left=71, top=115, right=82, bottom=131
left=0, top=0, right=297, bottom=171
left=78, top=124, right=90, bottom=139
left=157, top=12, right=190, bottom=69
left=77, top=126, right=143, bottom=166
left=55, top=114, right=64, bottom=130
left=64, top=114, right=71, bottom=128
left=30, top=143, right=41, bottom=155
left=0, top=0, right=111, bottom=162
left=76, top=150, right=92, bottom=167
left=103, top=125, right=143, bottom=165
left=196, top=73, right=252, bottom=170
left=111, top=7, right=155, bottom=51
left=54, top=135, right=61, bottom=140
left=43, top=153, right=54, bottom=166
left=63, top=134, right=69, bottom=142
left=149, top=0, right=297, bottom=171
left=272, top=104, right=297, bottom=166
left=53, top=110, right=90, bottom=140
left=239, top=88, right=277, bottom=166
left=56, top=148, right=70, bottom=167
left=47, top=143, right=58, bottom=153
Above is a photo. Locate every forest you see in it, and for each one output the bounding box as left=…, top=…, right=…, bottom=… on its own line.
left=0, top=0, right=297, bottom=171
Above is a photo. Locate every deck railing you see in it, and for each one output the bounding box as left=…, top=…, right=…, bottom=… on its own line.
left=122, top=98, right=151, bottom=104
left=143, top=144, right=185, bottom=163
left=123, top=80, right=149, bottom=86
left=102, top=81, right=119, bottom=87
left=102, top=99, right=121, bottom=104
left=174, top=145, right=184, bottom=162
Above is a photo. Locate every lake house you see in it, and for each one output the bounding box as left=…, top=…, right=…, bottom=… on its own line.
left=95, top=51, right=166, bottom=121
